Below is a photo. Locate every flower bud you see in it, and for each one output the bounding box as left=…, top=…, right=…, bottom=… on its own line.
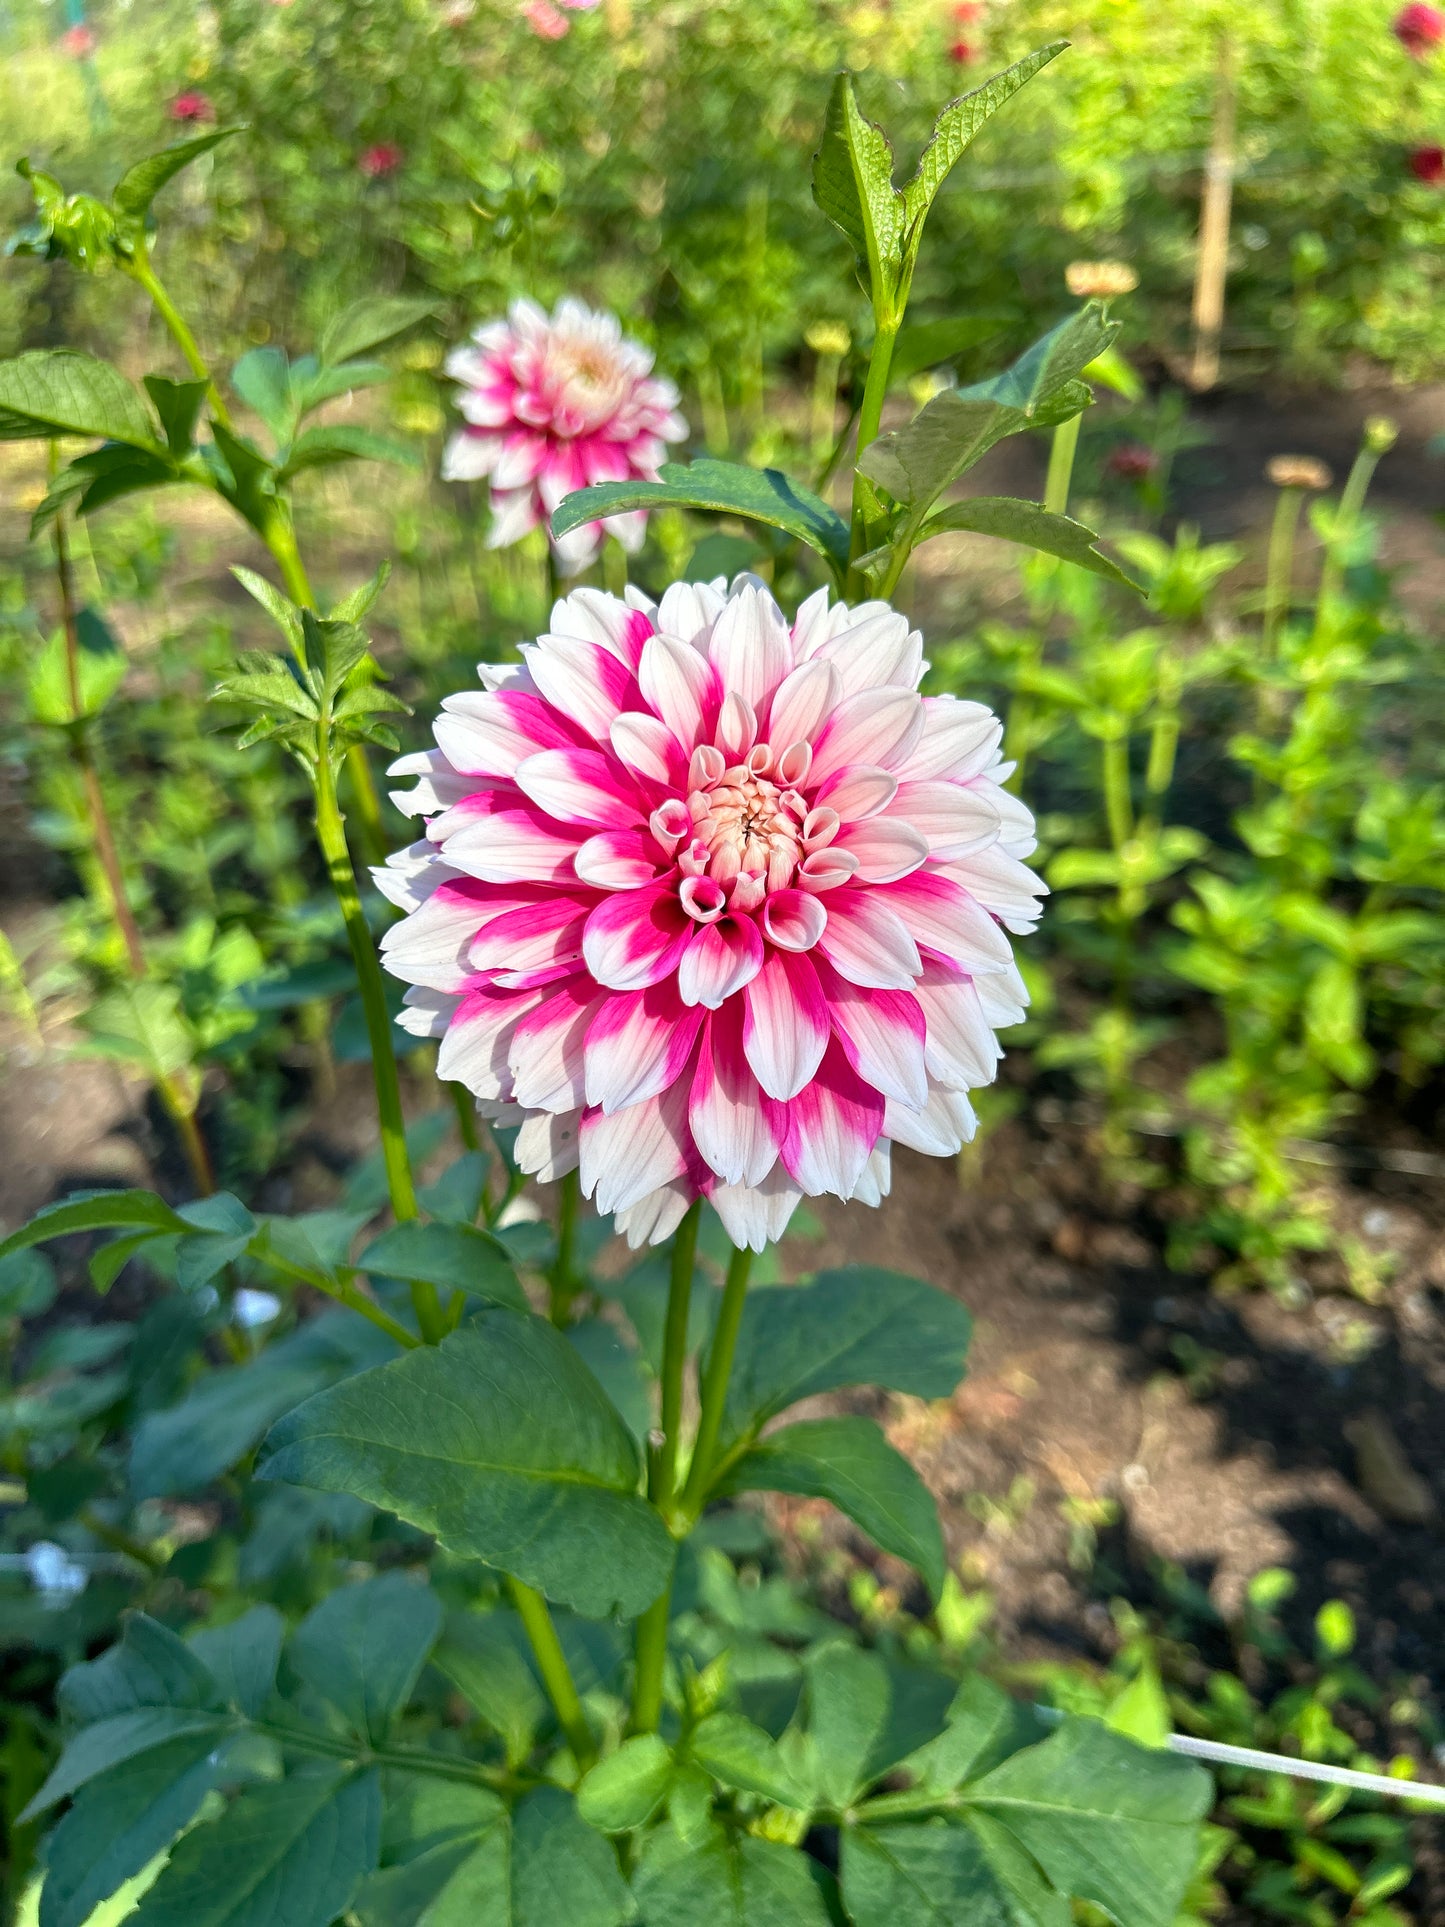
left=1065, top=260, right=1138, bottom=299
left=1266, top=455, right=1332, bottom=492
left=1363, top=415, right=1400, bottom=456
left=805, top=321, right=851, bottom=359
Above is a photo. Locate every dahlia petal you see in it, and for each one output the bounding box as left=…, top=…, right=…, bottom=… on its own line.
left=387, top=748, right=473, bottom=817
left=942, top=846, right=1048, bottom=929
left=765, top=658, right=839, bottom=751
left=486, top=489, right=543, bottom=548
left=815, top=887, right=922, bottom=990
left=582, top=884, right=694, bottom=990
left=816, top=962, right=929, bottom=1108
left=790, top=585, right=833, bottom=659
left=707, top=582, right=793, bottom=712
left=513, top=747, right=644, bottom=829
left=656, top=579, right=726, bottom=644
left=817, top=764, right=897, bottom=823
left=371, top=839, right=459, bottom=912
left=760, top=890, right=826, bottom=952
left=708, top=1164, right=802, bottom=1252
left=914, top=961, right=1003, bottom=1090
left=508, top=979, right=603, bottom=1111
left=884, top=1085, right=977, bottom=1156
left=894, top=698, right=1002, bottom=782
left=573, top=828, right=668, bottom=891
left=522, top=634, right=637, bottom=744
left=848, top=1141, right=892, bottom=1207
left=974, top=778, right=1038, bottom=858
left=772, top=1039, right=884, bottom=1199
left=808, top=686, right=924, bottom=787
left=817, top=608, right=922, bottom=696
left=441, top=806, right=581, bottom=886
left=743, top=949, right=828, bottom=1101
left=689, top=1006, right=779, bottom=1187
left=441, top=430, right=498, bottom=481
left=552, top=519, right=604, bottom=575
left=437, top=983, right=546, bottom=1099
left=516, top=1108, right=582, bottom=1182
left=379, top=882, right=490, bottom=990
left=491, top=430, right=549, bottom=489
left=580, top=1081, right=691, bottom=1214
left=886, top=780, right=1001, bottom=860
left=397, top=986, right=460, bottom=1038
left=469, top=897, right=589, bottom=982
left=833, top=819, right=929, bottom=884
left=610, top=711, right=686, bottom=787
left=639, top=634, right=717, bottom=748
left=881, top=871, right=1014, bottom=973
left=975, top=960, right=1030, bottom=1028
left=676, top=915, right=764, bottom=1008
left=604, top=510, right=650, bottom=555
left=584, top=983, right=704, bottom=1113
left=614, top=1180, right=694, bottom=1249
left=433, top=690, right=583, bottom=778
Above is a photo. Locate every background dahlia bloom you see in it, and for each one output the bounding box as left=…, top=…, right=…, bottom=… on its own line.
left=376, top=578, right=1044, bottom=1251
left=442, top=298, right=687, bottom=572
left=1395, top=2, right=1445, bottom=55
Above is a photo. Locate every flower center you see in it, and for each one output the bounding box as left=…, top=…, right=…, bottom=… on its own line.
left=692, top=768, right=804, bottom=888
left=547, top=339, right=628, bottom=427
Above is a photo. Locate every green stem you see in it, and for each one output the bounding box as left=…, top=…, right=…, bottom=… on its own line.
left=629, top=1590, right=671, bottom=1737
left=1314, top=428, right=1391, bottom=632
left=449, top=1078, right=481, bottom=1153
left=253, top=1720, right=515, bottom=1792
left=313, top=747, right=439, bottom=1343
left=652, top=1201, right=700, bottom=1511
left=1263, top=485, right=1304, bottom=660
left=507, top=1576, right=594, bottom=1768
left=679, top=1241, right=753, bottom=1520
left=126, top=250, right=234, bottom=432
left=1044, top=411, right=1083, bottom=517
left=549, top=1168, right=581, bottom=1326
left=79, top=1507, right=165, bottom=1574
left=1102, top=732, right=1134, bottom=853
left=849, top=315, right=900, bottom=569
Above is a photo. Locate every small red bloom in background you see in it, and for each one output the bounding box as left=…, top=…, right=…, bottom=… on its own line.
left=168, top=90, right=215, bottom=124
left=358, top=142, right=404, bottom=179
left=60, top=24, right=96, bottom=56
left=948, top=37, right=976, bottom=63
left=1409, top=143, right=1445, bottom=182
left=1394, top=2, right=1445, bottom=56
left=1105, top=443, right=1160, bottom=481
left=952, top=0, right=983, bottom=16
left=523, top=0, right=570, bottom=35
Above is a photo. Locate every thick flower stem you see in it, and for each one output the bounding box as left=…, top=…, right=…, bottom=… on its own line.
left=680, top=1241, right=753, bottom=1519
left=125, top=249, right=234, bottom=433
left=548, top=1168, right=582, bottom=1326
left=1313, top=425, right=1392, bottom=634
left=1263, top=485, right=1305, bottom=660
left=849, top=314, right=900, bottom=572
left=507, top=1576, right=594, bottom=1769
left=313, top=747, right=440, bottom=1344
left=1044, top=410, right=1083, bottom=517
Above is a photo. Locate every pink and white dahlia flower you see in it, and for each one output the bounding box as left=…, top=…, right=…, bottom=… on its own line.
left=376, top=578, right=1043, bottom=1251
left=441, top=298, right=687, bottom=573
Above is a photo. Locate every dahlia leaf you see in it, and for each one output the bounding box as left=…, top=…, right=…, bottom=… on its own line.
left=287, top=1572, right=443, bottom=1744
left=842, top=1819, right=1069, bottom=1927
left=552, top=458, right=850, bottom=576
left=811, top=72, right=905, bottom=305
left=276, top=424, right=423, bottom=481
left=0, top=1189, right=193, bottom=1265
left=72, top=448, right=184, bottom=522
left=901, top=43, right=1069, bottom=238
left=356, top=1221, right=525, bottom=1311
left=889, top=314, right=1012, bottom=387
left=860, top=305, right=1115, bottom=508
left=0, top=350, right=160, bottom=450
left=917, top=496, right=1140, bottom=589
left=212, top=651, right=320, bottom=721
left=257, top=1313, right=676, bottom=1618
left=124, top=1766, right=380, bottom=1927
left=318, top=294, right=436, bottom=368
left=633, top=1832, right=835, bottom=1927
left=715, top=1415, right=946, bottom=1599
left=143, top=375, right=210, bottom=455
left=112, top=127, right=245, bottom=219
left=328, top=560, right=392, bottom=624
left=20, top=1708, right=235, bottom=1821
left=576, top=1734, right=674, bottom=1833
left=717, top=1266, right=973, bottom=1449
left=231, top=347, right=295, bottom=442
left=689, top=1711, right=808, bottom=1806
left=231, top=566, right=305, bottom=653
left=205, top=422, right=278, bottom=530
left=287, top=357, right=389, bottom=419
left=960, top=1719, right=1212, bottom=1927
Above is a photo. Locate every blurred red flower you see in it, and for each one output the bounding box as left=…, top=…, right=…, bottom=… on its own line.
left=952, top=1, right=983, bottom=17
left=948, top=37, right=976, bottom=63
left=1394, top=3, right=1445, bottom=56
left=523, top=0, right=570, bottom=34
left=1105, top=443, right=1160, bottom=481
left=358, top=142, right=404, bottom=179
left=1409, top=143, right=1445, bottom=182
left=60, top=24, right=96, bottom=56
left=168, top=90, right=216, bottom=123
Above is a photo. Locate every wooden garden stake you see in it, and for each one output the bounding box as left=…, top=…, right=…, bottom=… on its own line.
left=1189, top=33, right=1237, bottom=392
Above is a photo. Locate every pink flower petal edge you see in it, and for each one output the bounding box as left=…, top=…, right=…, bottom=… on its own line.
left=441, top=297, right=687, bottom=573
left=379, top=577, right=1045, bottom=1250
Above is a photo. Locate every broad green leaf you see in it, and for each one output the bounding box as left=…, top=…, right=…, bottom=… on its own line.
left=20, top=1708, right=232, bottom=1819
left=143, top=375, right=210, bottom=455
left=811, top=73, right=904, bottom=302
left=0, top=1247, right=56, bottom=1318
left=0, top=351, right=160, bottom=449
left=566, top=1318, right=651, bottom=1445
left=860, top=307, right=1115, bottom=510
left=38, top=1732, right=239, bottom=1927
left=433, top=1613, right=547, bottom=1768
left=189, top=1607, right=285, bottom=1719
left=277, top=424, right=422, bottom=481
left=354, top=1780, right=506, bottom=1927
left=328, top=558, right=393, bottom=624
left=289, top=357, right=390, bottom=417
left=801, top=1645, right=890, bottom=1807
left=59, top=1613, right=223, bottom=1725
left=906, top=1676, right=1046, bottom=1793
left=231, top=348, right=294, bottom=442
left=0, top=1189, right=190, bottom=1264
left=890, top=315, right=1012, bottom=386
left=26, top=617, right=128, bottom=725
left=231, top=565, right=304, bottom=653
left=80, top=982, right=194, bottom=1079
left=319, top=294, right=436, bottom=367
left=206, top=422, right=277, bottom=530
left=720, top=1267, right=972, bottom=1447
left=552, top=459, right=849, bottom=573
left=509, top=1787, right=632, bottom=1925
left=1103, top=1666, right=1172, bottom=1749
left=29, top=445, right=180, bottom=534
left=128, top=1767, right=380, bottom=1927
left=577, top=1734, right=673, bottom=1833
left=690, top=1711, right=806, bottom=1806
left=288, top=1573, right=442, bottom=1743
left=357, top=1222, right=525, bottom=1311
left=634, top=1831, right=833, bottom=1927
left=716, top=1416, right=945, bottom=1597
left=843, top=1819, right=1068, bottom=1927
left=418, top=1152, right=489, bottom=1227
left=963, top=1718, right=1211, bottom=1927
left=258, top=1313, right=675, bottom=1617
left=112, top=129, right=244, bottom=218
left=916, top=497, right=1138, bottom=589
left=901, top=45, right=1067, bottom=232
